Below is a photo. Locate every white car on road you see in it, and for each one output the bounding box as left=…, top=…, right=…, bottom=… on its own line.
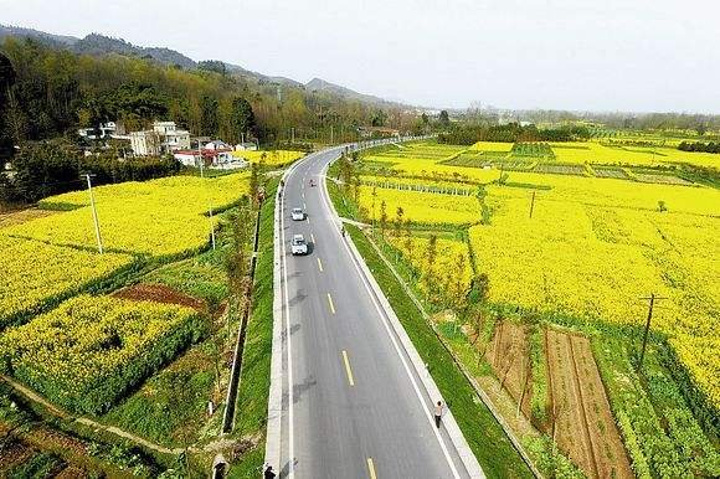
left=291, top=207, right=305, bottom=221
left=291, top=234, right=308, bottom=255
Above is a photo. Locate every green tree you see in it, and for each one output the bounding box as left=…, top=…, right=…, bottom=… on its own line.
left=439, top=110, right=450, bottom=127
left=452, top=251, right=467, bottom=307
left=425, top=234, right=438, bottom=295
left=404, top=220, right=413, bottom=260
left=3, top=139, right=82, bottom=202
left=200, top=95, right=219, bottom=136
left=229, top=97, right=256, bottom=144
left=103, top=82, right=169, bottom=130
left=394, top=206, right=404, bottom=237
left=198, top=60, right=227, bottom=76
left=371, top=109, right=388, bottom=127
left=249, top=162, right=260, bottom=207
left=0, top=51, right=16, bottom=159
left=379, top=200, right=388, bottom=237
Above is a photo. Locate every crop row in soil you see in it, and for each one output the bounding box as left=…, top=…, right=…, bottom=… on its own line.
left=485, top=323, right=632, bottom=479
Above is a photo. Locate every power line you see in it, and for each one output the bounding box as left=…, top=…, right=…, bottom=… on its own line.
left=83, top=174, right=103, bottom=254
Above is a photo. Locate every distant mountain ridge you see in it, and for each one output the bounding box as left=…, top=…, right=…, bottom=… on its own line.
left=305, top=77, right=392, bottom=106
left=0, top=24, right=78, bottom=48
left=0, top=24, right=403, bottom=107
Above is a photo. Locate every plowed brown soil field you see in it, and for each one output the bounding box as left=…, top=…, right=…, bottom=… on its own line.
left=112, top=283, right=204, bottom=311
left=55, top=465, right=88, bottom=479
left=0, top=440, right=33, bottom=474
left=545, top=329, right=633, bottom=479
left=486, top=321, right=532, bottom=418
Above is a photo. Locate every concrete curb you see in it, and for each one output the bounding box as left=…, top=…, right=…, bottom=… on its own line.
left=321, top=152, right=486, bottom=479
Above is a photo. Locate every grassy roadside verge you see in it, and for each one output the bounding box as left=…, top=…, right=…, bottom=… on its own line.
left=345, top=223, right=533, bottom=479
left=225, top=180, right=278, bottom=478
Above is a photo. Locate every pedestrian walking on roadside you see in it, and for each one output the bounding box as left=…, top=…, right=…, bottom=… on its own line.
left=434, top=400, right=443, bottom=428
left=263, top=464, right=276, bottom=479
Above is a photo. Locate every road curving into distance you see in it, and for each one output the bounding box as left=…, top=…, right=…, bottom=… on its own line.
left=265, top=140, right=484, bottom=479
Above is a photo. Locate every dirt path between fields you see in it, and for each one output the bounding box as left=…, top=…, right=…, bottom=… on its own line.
left=545, top=329, right=633, bottom=479
left=1, top=375, right=184, bottom=455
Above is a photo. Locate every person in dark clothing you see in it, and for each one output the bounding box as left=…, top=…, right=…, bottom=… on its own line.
left=264, top=464, right=276, bottom=479
left=434, top=401, right=443, bottom=428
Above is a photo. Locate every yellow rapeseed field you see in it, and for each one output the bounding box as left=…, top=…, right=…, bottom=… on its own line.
left=388, top=234, right=472, bottom=301
left=0, top=295, right=201, bottom=413
left=7, top=174, right=250, bottom=256
left=358, top=186, right=481, bottom=225
left=361, top=141, right=720, bottom=406
left=363, top=155, right=500, bottom=183
left=497, top=171, right=720, bottom=217
left=469, top=182, right=720, bottom=406
left=0, top=236, right=134, bottom=327
left=468, top=141, right=513, bottom=152
left=550, top=141, right=720, bottom=169
left=231, top=149, right=304, bottom=166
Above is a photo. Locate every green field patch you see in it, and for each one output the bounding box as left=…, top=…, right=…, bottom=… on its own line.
left=551, top=144, right=591, bottom=150
left=504, top=182, right=553, bottom=191
left=441, top=151, right=508, bottom=168
left=631, top=170, right=694, bottom=186
left=511, top=142, right=556, bottom=159
left=593, top=166, right=630, bottom=179
left=533, top=163, right=587, bottom=176
left=0, top=295, right=206, bottom=415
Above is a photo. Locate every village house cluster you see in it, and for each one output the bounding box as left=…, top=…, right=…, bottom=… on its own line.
left=78, top=120, right=258, bottom=170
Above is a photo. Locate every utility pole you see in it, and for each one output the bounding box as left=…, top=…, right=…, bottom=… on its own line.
left=330, top=125, right=334, bottom=145
left=84, top=174, right=104, bottom=254
left=198, top=138, right=204, bottom=178
left=291, top=127, right=295, bottom=144
left=638, top=293, right=666, bottom=368
left=529, top=190, right=537, bottom=218
left=208, top=203, right=216, bottom=250
left=197, top=137, right=215, bottom=249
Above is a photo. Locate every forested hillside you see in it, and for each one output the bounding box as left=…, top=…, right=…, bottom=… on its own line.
left=0, top=37, right=419, bottom=147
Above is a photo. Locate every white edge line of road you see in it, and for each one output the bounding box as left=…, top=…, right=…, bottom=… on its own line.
left=320, top=146, right=486, bottom=479
left=281, top=176, right=295, bottom=479
left=266, top=156, right=308, bottom=476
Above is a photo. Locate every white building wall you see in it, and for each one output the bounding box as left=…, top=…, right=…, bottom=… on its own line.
left=130, top=131, right=160, bottom=156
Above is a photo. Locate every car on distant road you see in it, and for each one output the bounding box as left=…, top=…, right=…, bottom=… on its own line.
left=291, top=234, right=308, bottom=255
left=291, top=207, right=305, bottom=221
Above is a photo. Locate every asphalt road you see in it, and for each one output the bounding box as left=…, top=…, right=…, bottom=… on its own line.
left=276, top=144, right=473, bottom=479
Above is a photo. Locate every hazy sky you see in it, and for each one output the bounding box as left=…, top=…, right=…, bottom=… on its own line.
left=1, top=0, right=719, bottom=113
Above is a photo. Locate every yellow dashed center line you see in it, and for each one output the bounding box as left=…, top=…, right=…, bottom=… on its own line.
left=367, top=457, right=377, bottom=479
left=342, top=350, right=355, bottom=387
left=327, top=293, right=335, bottom=314
left=317, top=257, right=324, bottom=272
